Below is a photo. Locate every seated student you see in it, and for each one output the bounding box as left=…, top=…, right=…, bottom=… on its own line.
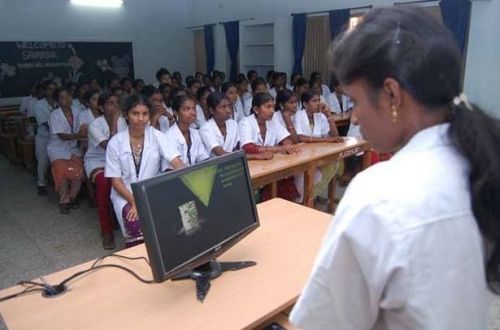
left=294, top=78, right=309, bottom=112
left=48, top=87, right=86, bottom=214
left=294, top=90, right=343, bottom=201
left=132, top=79, right=145, bottom=95
left=72, top=81, right=90, bottom=112
left=19, top=84, right=35, bottom=116
left=239, top=92, right=300, bottom=200
left=173, top=71, right=183, bottom=87
left=76, top=89, right=101, bottom=152
left=244, top=77, right=268, bottom=117
left=34, top=80, right=58, bottom=196
left=195, top=71, right=204, bottom=84
left=246, top=70, right=258, bottom=93
left=235, top=76, right=250, bottom=105
left=291, top=72, right=302, bottom=88
left=194, top=86, right=211, bottom=128
left=273, top=89, right=299, bottom=144
left=199, top=92, right=239, bottom=157
left=106, top=95, right=184, bottom=247
left=222, top=82, right=244, bottom=122
left=89, top=78, right=102, bottom=92
left=310, top=80, right=329, bottom=106
left=143, top=85, right=172, bottom=133
left=283, top=72, right=293, bottom=90
left=310, top=71, right=331, bottom=99
left=85, top=93, right=128, bottom=249
left=186, top=79, right=201, bottom=99
left=165, top=95, right=209, bottom=166
left=65, top=81, right=77, bottom=98
left=269, top=72, right=286, bottom=99
left=155, top=68, right=172, bottom=87
left=210, top=73, right=223, bottom=93
left=121, top=77, right=133, bottom=96
left=265, top=70, right=275, bottom=91
left=202, top=74, right=211, bottom=88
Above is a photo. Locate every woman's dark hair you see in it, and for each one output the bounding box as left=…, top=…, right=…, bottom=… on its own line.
left=196, top=86, right=211, bottom=102
left=275, top=89, right=296, bottom=111
left=123, top=94, right=151, bottom=114
left=206, top=92, right=229, bottom=119
left=84, top=89, right=101, bottom=105
left=332, top=6, right=500, bottom=293
left=141, top=85, right=160, bottom=99
left=187, top=78, right=200, bottom=89
left=251, top=92, right=274, bottom=115
left=221, top=82, right=236, bottom=94
left=171, top=94, right=195, bottom=112
left=251, top=78, right=267, bottom=93
left=294, top=77, right=309, bottom=90
left=247, top=70, right=257, bottom=79
left=97, top=92, right=115, bottom=108
left=301, top=89, right=320, bottom=108
left=41, top=79, right=55, bottom=92
left=132, top=79, right=144, bottom=89
left=155, top=67, right=170, bottom=82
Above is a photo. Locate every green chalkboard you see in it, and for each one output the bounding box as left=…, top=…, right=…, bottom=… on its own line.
left=0, top=41, right=134, bottom=98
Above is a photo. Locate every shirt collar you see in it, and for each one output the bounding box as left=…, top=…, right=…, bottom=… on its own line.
left=393, top=123, right=451, bottom=159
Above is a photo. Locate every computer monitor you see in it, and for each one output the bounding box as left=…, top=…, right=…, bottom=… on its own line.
left=131, top=151, right=259, bottom=300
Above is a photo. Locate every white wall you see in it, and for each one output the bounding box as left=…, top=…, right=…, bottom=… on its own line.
left=0, top=0, right=193, bottom=104
left=188, top=0, right=500, bottom=117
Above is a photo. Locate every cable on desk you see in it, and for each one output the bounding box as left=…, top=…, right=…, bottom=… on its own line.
left=0, top=286, right=44, bottom=303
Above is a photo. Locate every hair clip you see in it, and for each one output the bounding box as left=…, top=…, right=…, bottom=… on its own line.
left=452, top=93, right=474, bottom=111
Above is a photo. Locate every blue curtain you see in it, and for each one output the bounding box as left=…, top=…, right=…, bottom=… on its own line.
left=223, top=21, right=239, bottom=81
left=204, top=24, right=215, bottom=74
left=292, top=14, right=307, bottom=75
left=440, top=0, right=471, bottom=55
left=328, top=9, right=350, bottom=41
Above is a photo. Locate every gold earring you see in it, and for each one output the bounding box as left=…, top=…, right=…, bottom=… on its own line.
left=391, top=105, right=399, bottom=123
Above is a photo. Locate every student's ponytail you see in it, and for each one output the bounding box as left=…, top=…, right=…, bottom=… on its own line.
left=448, top=101, right=500, bottom=291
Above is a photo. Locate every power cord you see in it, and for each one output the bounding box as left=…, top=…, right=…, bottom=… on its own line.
left=0, top=253, right=154, bottom=303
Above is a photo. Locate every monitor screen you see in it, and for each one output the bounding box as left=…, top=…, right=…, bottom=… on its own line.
left=132, top=151, right=259, bottom=282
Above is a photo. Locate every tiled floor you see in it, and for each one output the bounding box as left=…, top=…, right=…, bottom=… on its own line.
left=1, top=155, right=500, bottom=329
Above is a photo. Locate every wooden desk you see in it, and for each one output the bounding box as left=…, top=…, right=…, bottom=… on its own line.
left=0, top=199, right=332, bottom=330
left=333, top=112, right=351, bottom=128
left=249, top=138, right=371, bottom=209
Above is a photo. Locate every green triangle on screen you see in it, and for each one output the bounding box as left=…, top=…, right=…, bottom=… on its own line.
left=180, top=165, right=218, bottom=207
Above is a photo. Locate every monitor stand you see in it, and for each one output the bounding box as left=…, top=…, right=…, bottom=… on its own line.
left=171, top=260, right=256, bottom=302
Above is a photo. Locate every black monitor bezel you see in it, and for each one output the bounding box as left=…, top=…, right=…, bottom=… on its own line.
left=131, top=151, right=260, bottom=283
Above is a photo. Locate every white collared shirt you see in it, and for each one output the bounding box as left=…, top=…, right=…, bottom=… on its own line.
left=290, top=123, right=487, bottom=330
left=34, top=98, right=56, bottom=137
left=238, top=114, right=290, bottom=147
left=47, top=107, right=82, bottom=161
left=199, top=118, right=239, bottom=157
left=294, top=109, right=330, bottom=138
left=76, top=108, right=98, bottom=129
left=84, top=115, right=128, bottom=176
left=165, top=123, right=209, bottom=166
left=195, top=104, right=208, bottom=129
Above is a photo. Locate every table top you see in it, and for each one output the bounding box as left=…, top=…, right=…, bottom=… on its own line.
left=0, top=199, right=332, bottom=330
left=248, top=137, right=370, bottom=179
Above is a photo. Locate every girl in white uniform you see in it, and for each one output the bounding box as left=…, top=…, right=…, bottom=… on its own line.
left=243, top=78, right=268, bottom=118
left=222, top=82, right=244, bottom=122
left=291, top=7, right=500, bottom=330
left=106, top=95, right=184, bottom=247
left=199, top=92, right=239, bottom=157
left=294, top=90, right=344, bottom=201
left=34, top=80, right=57, bottom=196
left=239, top=92, right=300, bottom=201
left=272, top=89, right=299, bottom=144
left=143, top=85, right=172, bottom=133
left=76, top=89, right=100, bottom=152
left=47, top=87, right=86, bottom=214
left=84, top=93, right=128, bottom=249
left=165, top=95, right=209, bottom=167
left=194, top=86, right=211, bottom=129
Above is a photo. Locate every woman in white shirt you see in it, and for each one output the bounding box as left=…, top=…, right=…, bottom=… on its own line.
left=291, top=7, right=500, bottom=330
left=47, top=87, right=86, bottom=214
left=222, top=82, right=244, bottom=122
left=143, top=85, right=172, bottom=133
left=85, top=93, right=128, bottom=249
left=243, top=78, right=268, bottom=118
left=199, top=92, right=239, bottom=157
left=165, top=95, right=209, bottom=167
left=273, top=89, right=299, bottom=144
left=194, top=86, right=211, bottom=129
left=76, top=89, right=100, bottom=152
left=106, top=95, right=184, bottom=247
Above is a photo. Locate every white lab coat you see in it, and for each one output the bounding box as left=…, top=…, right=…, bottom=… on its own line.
left=84, top=115, right=128, bottom=176
left=47, top=107, right=82, bottom=161
left=72, top=99, right=87, bottom=112
left=195, top=104, right=208, bottom=129
left=321, top=84, right=331, bottom=99
left=269, top=87, right=278, bottom=100
left=199, top=118, right=239, bottom=157
left=243, top=96, right=253, bottom=118
left=294, top=109, right=330, bottom=138
left=76, top=108, right=98, bottom=129
left=105, top=126, right=180, bottom=236
left=26, top=96, right=39, bottom=118
left=165, top=123, right=209, bottom=166
left=290, top=123, right=487, bottom=330
left=234, top=97, right=246, bottom=122
left=238, top=114, right=290, bottom=147
left=34, top=98, right=56, bottom=186
left=19, top=96, right=30, bottom=116
left=327, top=93, right=342, bottom=114
left=272, top=111, right=294, bottom=130
left=158, top=115, right=171, bottom=133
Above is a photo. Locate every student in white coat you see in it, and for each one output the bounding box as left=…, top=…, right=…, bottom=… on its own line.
left=243, top=78, right=268, bottom=118
left=165, top=95, right=209, bottom=167
left=291, top=7, right=500, bottom=330
left=106, top=95, right=184, bottom=247
left=293, top=78, right=309, bottom=113
left=143, top=85, right=172, bottom=133
left=268, top=72, right=286, bottom=100
left=76, top=89, right=100, bottom=152
left=47, top=87, right=86, bottom=214
left=34, top=80, right=57, bottom=196
left=200, top=92, right=239, bottom=157
left=85, top=93, right=128, bottom=249
left=194, top=86, right=211, bottom=129
left=294, top=90, right=344, bottom=201
left=222, top=82, right=244, bottom=122
left=273, top=89, right=299, bottom=144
